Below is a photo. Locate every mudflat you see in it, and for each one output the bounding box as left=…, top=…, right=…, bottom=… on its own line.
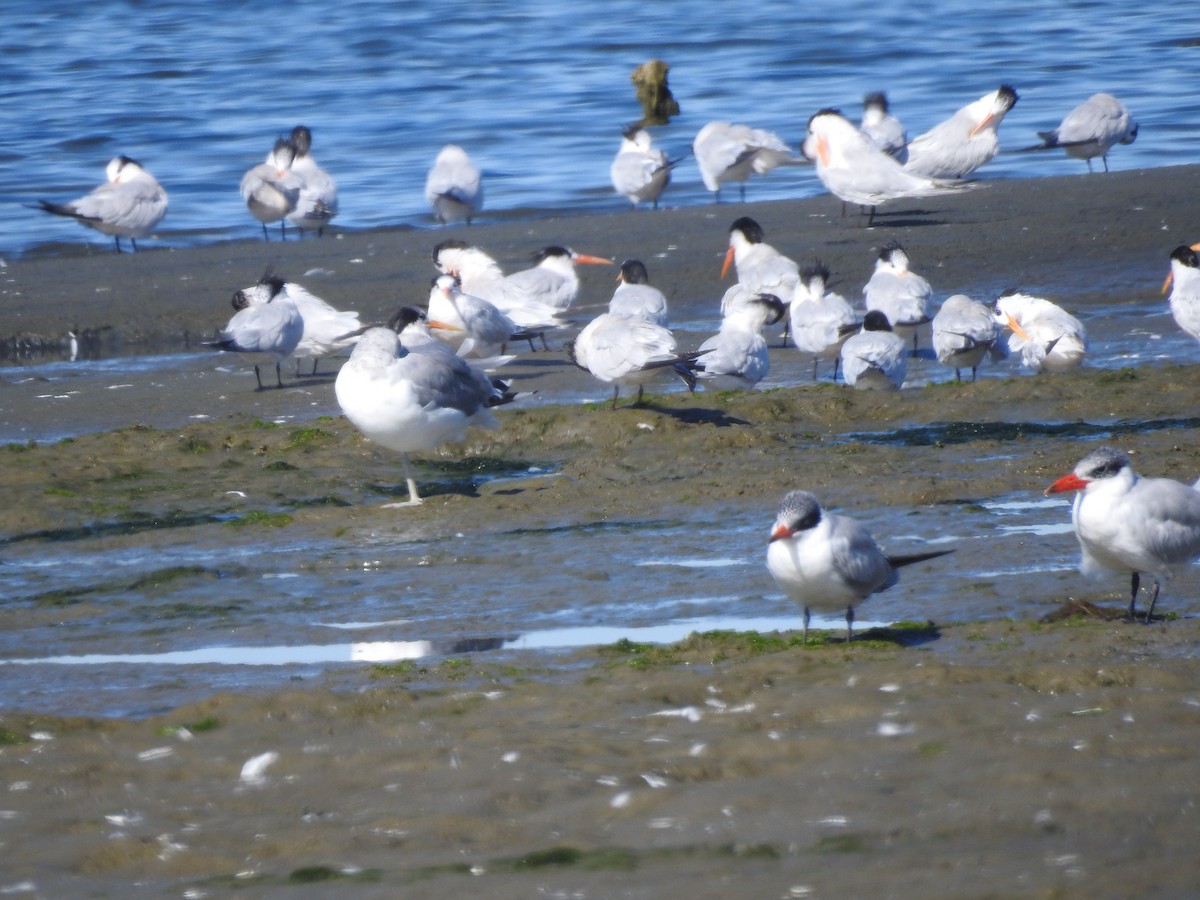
left=1, top=167, right=1199, bottom=897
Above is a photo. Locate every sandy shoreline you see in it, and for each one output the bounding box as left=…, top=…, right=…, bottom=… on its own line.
left=2, top=166, right=1200, bottom=896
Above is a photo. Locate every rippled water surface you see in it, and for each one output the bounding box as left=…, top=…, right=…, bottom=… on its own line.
left=1, top=1, right=1195, bottom=255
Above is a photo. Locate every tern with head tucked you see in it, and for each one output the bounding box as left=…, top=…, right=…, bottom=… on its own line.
left=241, top=138, right=302, bottom=240
left=204, top=274, right=304, bottom=390
left=1024, top=93, right=1137, bottom=173
left=567, top=312, right=698, bottom=409
left=994, top=290, right=1087, bottom=372
left=694, top=293, right=786, bottom=390
left=425, top=145, right=483, bottom=225
left=335, top=306, right=516, bottom=507
left=34, top=155, right=168, bottom=253
left=904, top=85, right=1019, bottom=179
left=693, top=121, right=801, bottom=202
left=789, top=262, right=859, bottom=382
left=1045, top=447, right=1200, bottom=622
left=286, top=125, right=338, bottom=236
left=610, top=125, right=674, bottom=209
left=839, top=310, right=907, bottom=391
left=767, top=489, right=953, bottom=643
left=802, top=109, right=971, bottom=226
left=931, top=293, right=1004, bottom=382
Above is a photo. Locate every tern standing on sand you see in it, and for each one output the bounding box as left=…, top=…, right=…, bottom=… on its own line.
left=34, top=155, right=168, bottom=253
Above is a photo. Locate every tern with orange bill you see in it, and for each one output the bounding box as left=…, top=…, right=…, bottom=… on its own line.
left=993, top=290, right=1086, bottom=372
left=904, top=85, right=1019, bottom=179
left=503, top=246, right=612, bottom=313
left=1163, top=243, right=1200, bottom=346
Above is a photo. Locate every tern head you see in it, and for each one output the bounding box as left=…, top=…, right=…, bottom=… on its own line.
left=863, top=91, right=889, bottom=114
left=618, top=259, right=651, bottom=285
left=769, top=490, right=823, bottom=541
left=878, top=241, right=910, bottom=274
left=754, top=293, right=788, bottom=326
left=802, top=109, right=848, bottom=166
left=290, top=125, right=312, bottom=157
left=722, top=217, right=765, bottom=278
left=862, top=310, right=893, bottom=332
left=533, top=245, right=611, bottom=268
left=800, top=261, right=832, bottom=297
left=968, top=85, right=1019, bottom=137
left=232, top=271, right=286, bottom=310
left=1044, top=447, right=1133, bottom=496
left=1162, top=243, right=1200, bottom=294
left=107, top=155, right=144, bottom=184
left=432, top=237, right=470, bottom=271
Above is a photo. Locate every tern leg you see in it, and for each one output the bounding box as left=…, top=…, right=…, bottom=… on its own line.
left=1144, top=579, right=1162, bottom=624
left=802, top=606, right=811, bottom=645
left=1127, top=571, right=1140, bottom=622
left=274, top=362, right=285, bottom=388
left=252, top=364, right=264, bottom=391
left=812, top=358, right=819, bottom=382
left=611, top=386, right=620, bottom=410
left=971, top=365, right=978, bottom=382
left=954, top=368, right=962, bottom=383
left=833, top=357, right=841, bottom=383
left=634, top=384, right=645, bottom=406
left=312, top=358, right=320, bottom=376
left=845, top=606, right=855, bottom=643
left=260, top=222, right=269, bottom=241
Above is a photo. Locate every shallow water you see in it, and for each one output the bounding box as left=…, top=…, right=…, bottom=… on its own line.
left=1, top=1, right=1192, bottom=256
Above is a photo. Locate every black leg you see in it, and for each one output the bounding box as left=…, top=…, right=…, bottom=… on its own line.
left=846, top=606, right=855, bottom=643
left=1127, top=571, right=1140, bottom=621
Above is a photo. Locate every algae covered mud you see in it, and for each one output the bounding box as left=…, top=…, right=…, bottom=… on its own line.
left=0, top=166, right=1199, bottom=895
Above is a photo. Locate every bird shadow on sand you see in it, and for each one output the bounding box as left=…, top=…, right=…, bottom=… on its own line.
left=829, top=621, right=942, bottom=647
left=631, top=402, right=752, bottom=427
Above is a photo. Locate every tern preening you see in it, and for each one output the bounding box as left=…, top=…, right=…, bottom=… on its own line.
left=33, top=155, right=168, bottom=253
left=1023, top=93, right=1137, bottom=173
left=904, top=85, right=1019, bottom=180
left=286, top=125, right=338, bottom=236
left=204, top=274, right=304, bottom=389
left=693, top=121, right=801, bottom=202
left=802, top=109, right=971, bottom=226
left=335, top=307, right=516, bottom=507
left=240, top=138, right=302, bottom=240
left=993, top=290, right=1087, bottom=372
left=610, top=125, right=675, bottom=209
left=1045, top=447, right=1200, bottom=622
left=425, top=144, right=483, bottom=226
left=767, top=490, right=954, bottom=642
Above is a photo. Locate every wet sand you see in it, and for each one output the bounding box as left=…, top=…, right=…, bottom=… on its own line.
left=2, top=167, right=1200, bottom=897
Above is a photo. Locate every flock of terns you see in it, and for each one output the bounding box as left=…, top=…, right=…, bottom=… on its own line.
left=27, top=84, right=1200, bottom=638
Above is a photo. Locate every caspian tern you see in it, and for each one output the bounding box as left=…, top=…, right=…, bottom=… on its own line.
left=722, top=216, right=800, bottom=299
left=694, top=293, right=786, bottom=390
left=1164, top=244, right=1200, bottom=346
left=609, top=259, right=669, bottom=326
left=860, top=92, right=908, bottom=163
left=839, top=310, right=908, bottom=391
left=233, top=272, right=361, bottom=375
left=1023, top=93, right=1137, bottom=173
left=993, top=290, right=1087, bottom=372
left=862, top=241, right=933, bottom=353
left=335, top=307, right=516, bottom=507
left=503, top=246, right=612, bottom=313
left=33, top=155, right=168, bottom=253
left=767, top=489, right=954, bottom=642
left=240, top=138, right=301, bottom=240
left=567, top=312, right=698, bottom=408
left=426, top=273, right=530, bottom=359
left=610, top=125, right=674, bottom=209
left=802, top=109, right=971, bottom=226
left=204, top=273, right=304, bottom=389
left=1045, top=447, right=1200, bottom=622
left=904, top=85, right=1019, bottom=179
left=287, top=125, right=338, bottom=236
left=789, top=262, right=859, bottom=382
left=693, top=121, right=801, bottom=202
left=931, top=293, right=1004, bottom=382
left=424, top=144, right=483, bottom=225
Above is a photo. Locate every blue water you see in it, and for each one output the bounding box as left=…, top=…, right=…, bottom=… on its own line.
left=1, top=1, right=1195, bottom=256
